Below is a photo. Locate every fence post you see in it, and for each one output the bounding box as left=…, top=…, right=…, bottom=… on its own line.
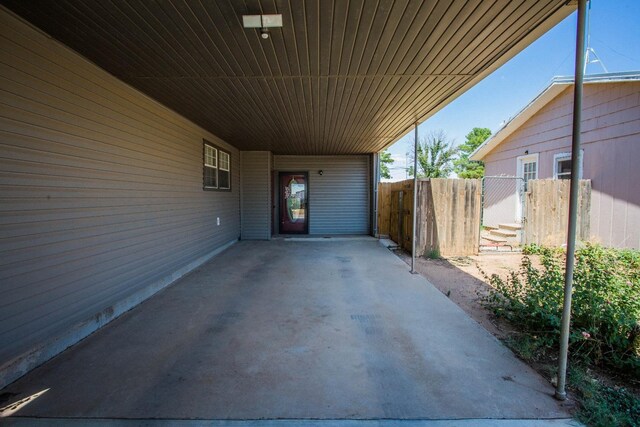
left=479, top=177, right=485, bottom=248
left=398, top=190, right=403, bottom=246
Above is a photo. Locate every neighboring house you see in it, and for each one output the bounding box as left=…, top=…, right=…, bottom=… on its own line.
left=0, top=1, right=575, bottom=387
left=471, top=72, right=640, bottom=249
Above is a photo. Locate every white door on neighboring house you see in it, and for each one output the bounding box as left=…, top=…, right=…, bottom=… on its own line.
left=516, top=153, right=539, bottom=222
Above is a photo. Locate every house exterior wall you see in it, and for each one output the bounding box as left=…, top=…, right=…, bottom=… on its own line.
left=483, top=82, right=640, bottom=248
left=0, top=9, right=240, bottom=386
left=240, top=151, right=272, bottom=240
left=273, top=155, right=371, bottom=235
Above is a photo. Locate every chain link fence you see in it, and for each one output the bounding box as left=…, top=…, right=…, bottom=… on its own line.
left=481, top=176, right=525, bottom=229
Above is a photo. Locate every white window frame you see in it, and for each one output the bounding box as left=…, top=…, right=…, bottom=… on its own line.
left=553, top=151, right=583, bottom=180
left=203, top=140, right=232, bottom=191
left=218, top=151, right=230, bottom=190
left=515, top=153, right=539, bottom=222
left=516, top=153, right=539, bottom=183
left=204, top=143, right=218, bottom=189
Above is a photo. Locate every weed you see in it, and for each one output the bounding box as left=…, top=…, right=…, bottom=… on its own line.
left=569, top=366, right=640, bottom=427
left=425, top=248, right=441, bottom=259
left=504, top=334, right=548, bottom=363
left=522, top=243, right=545, bottom=255
left=481, top=243, right=640, bottom=377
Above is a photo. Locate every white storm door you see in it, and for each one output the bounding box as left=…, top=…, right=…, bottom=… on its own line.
left=516, top=153, right=538, bottom=222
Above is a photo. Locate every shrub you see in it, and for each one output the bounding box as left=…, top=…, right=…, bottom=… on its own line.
left=482, top=243, right=640, bottom=377
left=522, top=243, right=546, bottom=255
left=425, top=248, right=441, bottom=259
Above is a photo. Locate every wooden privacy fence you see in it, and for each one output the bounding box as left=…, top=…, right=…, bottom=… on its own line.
left=416, top=179, right=482, bottom=257
left=524, top=179, right=591, bottom=246
left=378, top=179, right=482, bottom=256
left=377, top=179, right=414, bottom=252
left=378, top=178, right=592, bottom=257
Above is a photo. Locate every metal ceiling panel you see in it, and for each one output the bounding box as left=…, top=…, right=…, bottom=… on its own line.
left=1, top=0, right=574, bottom=154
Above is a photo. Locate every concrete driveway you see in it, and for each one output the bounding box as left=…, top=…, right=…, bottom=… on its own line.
left=0, top=239, right=572, bottom=424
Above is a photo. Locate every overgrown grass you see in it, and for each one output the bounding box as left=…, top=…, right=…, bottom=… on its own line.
left=569, top=367, right=640, bottom=427
left=506, top=333, right=640, bottom=426
left=480, top=243, right=640, bottom=426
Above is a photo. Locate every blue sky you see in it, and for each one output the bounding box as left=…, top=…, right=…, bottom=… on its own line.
left=384, top=0, right=640, bottom=181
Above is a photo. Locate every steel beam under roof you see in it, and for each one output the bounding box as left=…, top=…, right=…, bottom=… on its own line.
left=1, top=0, right=575, bottom=154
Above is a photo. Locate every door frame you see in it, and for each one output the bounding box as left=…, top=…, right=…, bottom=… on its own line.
left=278, top=171, right=309, bottom=234
left=515, top=153, right=539, bottom=222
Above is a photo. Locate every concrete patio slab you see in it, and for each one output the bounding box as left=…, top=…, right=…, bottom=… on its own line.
left=0, top=240, right=572, bottom=422
left=1, top=418, right=583, bottom=427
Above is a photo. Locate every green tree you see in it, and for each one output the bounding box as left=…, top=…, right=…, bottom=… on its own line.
left=379, top=150, right=394, bottom=179
left=453, top=127, right=491, bottom=178
left=408, top=131, right=457, bottom=178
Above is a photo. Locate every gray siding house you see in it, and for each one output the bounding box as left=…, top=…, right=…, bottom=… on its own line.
left=0, top=1, right=575, bottom=387
left=471, top=72, right=640, bottom=249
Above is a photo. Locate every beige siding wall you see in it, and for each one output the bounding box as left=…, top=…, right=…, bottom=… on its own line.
left=484, top=82, right=640, bottom=248
left=0, top=9, right=239, bottom=383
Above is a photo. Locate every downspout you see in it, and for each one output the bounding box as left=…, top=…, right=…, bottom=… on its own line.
left=555, top=0, right=588, bottom=401
left=411, top=123, right=418, bottom=274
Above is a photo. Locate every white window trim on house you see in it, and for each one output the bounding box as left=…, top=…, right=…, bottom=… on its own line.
left=203, top=140, right=232, bottom=191
left=553, top=150, right=583, bottom=180
left=204, top=143, right=218, bottom=189
left=219, top=151, right=230, bottom=190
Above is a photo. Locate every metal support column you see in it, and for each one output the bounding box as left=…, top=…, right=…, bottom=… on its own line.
left=555, top=0, right=588, bottom=401
left=372, top=152, right=380, bottom=237
left=411, top=123, right=418, bottom=274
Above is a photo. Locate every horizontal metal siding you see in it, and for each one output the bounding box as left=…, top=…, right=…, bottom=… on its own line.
left=0, top=10, right=240, bottom=366
left=273, top=155, right=370, bottom=234
left=240, top=151, right=271, bottom=240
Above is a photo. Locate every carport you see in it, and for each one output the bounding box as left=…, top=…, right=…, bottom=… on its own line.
left=0, top=0, right=581, bottom=422
left=1, top=239, right=571, bottom=423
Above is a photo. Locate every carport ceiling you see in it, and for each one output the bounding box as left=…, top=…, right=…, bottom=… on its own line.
left=2, top=1, right=574, bottom=154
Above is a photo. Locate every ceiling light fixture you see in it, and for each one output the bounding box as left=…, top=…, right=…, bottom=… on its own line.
left=242, top=14, right=283, bottom=40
